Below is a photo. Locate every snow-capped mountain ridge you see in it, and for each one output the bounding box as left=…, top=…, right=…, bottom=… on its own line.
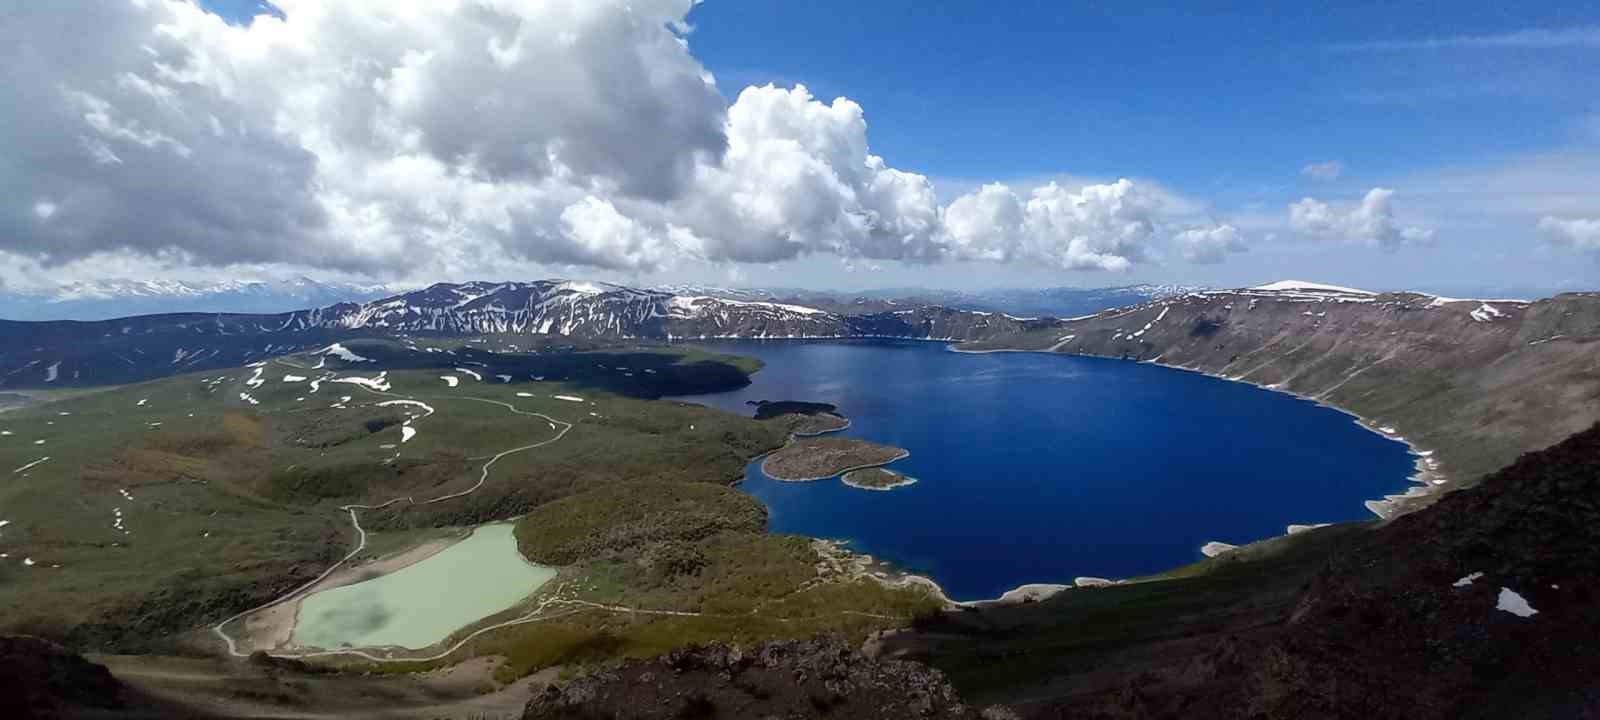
left=273, top=279, right=1013, bottom=340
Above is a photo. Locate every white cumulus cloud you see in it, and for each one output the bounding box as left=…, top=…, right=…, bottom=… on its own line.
left=1289, top=188, right=1435, bottom=249
left=939, top=179, right=1233, bottom=272
left=0, top=0, right=1250, bottom=281
left=1174, top=224, right=1248, bottom=264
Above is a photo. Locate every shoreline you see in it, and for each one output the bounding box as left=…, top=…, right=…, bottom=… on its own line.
left=727, top=339, right=1437, bottom=613
left=814, top=539, right=1128, bottom=610
left=244, top=532, right=470, bottom=654
left=790, top=414, right=852, bottom=437
left=840, top=467, right=918, bottom=491
left=760, top=447, right=912, bottom=483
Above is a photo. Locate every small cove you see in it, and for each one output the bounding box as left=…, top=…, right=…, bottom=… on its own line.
left=291, top=523, right=556, bottom=650
left=673, top=339, right=1418, bottom=601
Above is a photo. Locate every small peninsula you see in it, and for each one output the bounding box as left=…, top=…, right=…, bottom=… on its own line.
left=763, top=436, right=909, bottom=482
left=750, top=399, right=851, bottom=435
left=842, top=466, right=918, bottom=491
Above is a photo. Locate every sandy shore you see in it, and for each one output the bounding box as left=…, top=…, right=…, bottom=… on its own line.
left=761, top=444, right=911, bottom=483
left=238, top=534, right=466, bottom=653
left=813, top=539, right=1129, bottom=610
left=841, top=467, right=918, bottom=491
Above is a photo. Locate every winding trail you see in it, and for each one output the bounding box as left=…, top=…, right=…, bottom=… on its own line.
left=211, top=381, right=574, bottom=660
left=211, top=368, right=919, bottom=665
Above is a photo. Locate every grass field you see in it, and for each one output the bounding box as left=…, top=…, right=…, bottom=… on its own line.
left=0, top=338, right=938, bottom=679
left=0, top=341, right=778, bottom=649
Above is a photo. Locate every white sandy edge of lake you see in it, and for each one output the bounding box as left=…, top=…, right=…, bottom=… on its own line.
left=840, top=467, right=918, bottom=491
left=816, top=539, right=1128, bottom=610
left=760, top=448, right=911, bottom=483
left=241, top=533, right=467, bottom=653
left=946, top=340, right=1447, bottom=521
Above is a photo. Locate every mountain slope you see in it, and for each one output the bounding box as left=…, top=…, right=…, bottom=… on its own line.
left=963, top=281, right=1600, bottom=506
left=0, top=280, right=1057, bottom=389
left=891, top=420, right=1600, bottom=719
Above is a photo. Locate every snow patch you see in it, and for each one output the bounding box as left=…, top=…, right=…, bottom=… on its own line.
left=1496, top=587, right=1538, bottom=617
left=13, top=457, right=49, bottom=474
left=376, top=399, right=435, bottom=416
left=401, top=426, right=417, bottom=443
left=454, top=367, right=483, bottom=381
left=319, top=343, right=374, bottom=363
left=1469, top=303, right=1506, bottom=322
left=496, top=374, right=512, bottom=383
left=440, top=375, right=459, bottom=387
left=553, top=395, right=585, bottom=403
left=1200, top=541, right=1238, bottom=557
left=1250, top=280, right=1376, bottom=295
left=282, top=374, right=307, bottom=383
left=44, top=362, right=60, bottom=383
left=330, top=372, right=391, bottom=393
left=1453, top=571, right=1483, bottom=588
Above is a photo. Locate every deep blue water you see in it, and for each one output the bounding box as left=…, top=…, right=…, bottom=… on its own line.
left=672, top=340, right=1416, bottom=602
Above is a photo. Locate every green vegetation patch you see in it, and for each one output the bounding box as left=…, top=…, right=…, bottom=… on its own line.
left=762, top=436, right=908, bottom=481
left=514, top=482, right=767, bottom=566
left=841, top=467, right=917, bottom=490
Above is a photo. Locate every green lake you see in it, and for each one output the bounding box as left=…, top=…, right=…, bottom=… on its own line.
left=292, top=523, right=556, bottom=650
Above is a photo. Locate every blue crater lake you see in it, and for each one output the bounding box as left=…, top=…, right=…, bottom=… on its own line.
left=673, top=339, right=1416, bottom=602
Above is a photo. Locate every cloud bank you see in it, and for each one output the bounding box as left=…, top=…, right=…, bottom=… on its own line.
left=5, top=1, right=1452, bottom=284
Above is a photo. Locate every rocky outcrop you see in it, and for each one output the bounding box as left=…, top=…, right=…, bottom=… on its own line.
left=0, top=636, right=128, bottom=719
left=524, top=637, right=987, bottom=719
left=966, top=281, right=1600, bottom=501
left=1225, top=420, right=1600, bottom=719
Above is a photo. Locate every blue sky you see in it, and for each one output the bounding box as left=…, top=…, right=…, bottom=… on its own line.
left=686, top=2, right=1596, bottom=192
left=10, top=1, right=1599, bottom=296
left=681, top=1, right=1600, bottom=294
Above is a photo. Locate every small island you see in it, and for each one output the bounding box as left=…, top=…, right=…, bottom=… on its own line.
left=762, top=436, right=909, bottom=482
left=841, top=467, right=918, bottom=491
left=749, top=399, right=851, bottom=435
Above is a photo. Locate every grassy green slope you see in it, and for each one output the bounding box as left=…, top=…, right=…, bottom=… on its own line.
left=0, top=341, right=792, bottom=652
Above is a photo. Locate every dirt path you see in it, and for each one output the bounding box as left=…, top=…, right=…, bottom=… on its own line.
left=211, top=382, right=576, bottom=660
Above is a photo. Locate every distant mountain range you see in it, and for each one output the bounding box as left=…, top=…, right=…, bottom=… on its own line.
left=0, top=279, right=1071, bottom=388
left=0, top=277, right=403, bottom=321
left=650, top=283, right=1203, bottom=319
left=0, top=278, right=1198, bottom=323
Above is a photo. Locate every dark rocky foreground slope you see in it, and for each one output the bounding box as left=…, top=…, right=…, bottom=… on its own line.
left=0, top=280, right=1053, bottom=388
left=0, top=636, right=172, bottom=719
left=523, top=638, right=986, bottom=720
left=884, top=421, right=1600, bottom=719
left=964, top=282, right=1600, bottom=504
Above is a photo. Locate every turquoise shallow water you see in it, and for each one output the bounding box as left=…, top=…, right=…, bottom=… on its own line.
left=673, top=340, right=1418, bottom=601
left=292, top=523, right=556, bottom=650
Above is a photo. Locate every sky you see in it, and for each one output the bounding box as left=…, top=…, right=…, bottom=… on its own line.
left=3, top=1, right=1597, bottom=296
